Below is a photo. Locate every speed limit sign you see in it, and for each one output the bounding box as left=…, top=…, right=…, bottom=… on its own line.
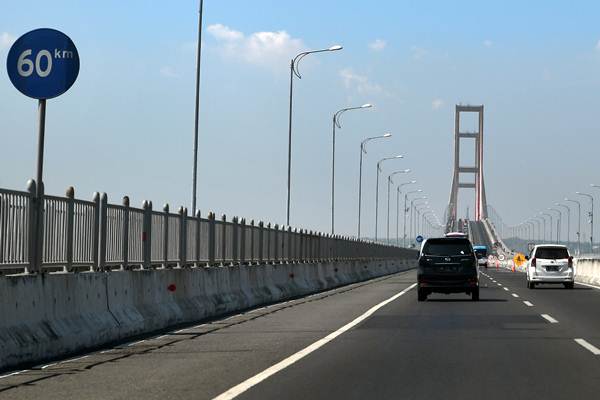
left=7, top=28, right=79, bottom=99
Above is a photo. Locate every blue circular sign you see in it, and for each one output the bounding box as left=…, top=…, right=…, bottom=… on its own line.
left=416, top=235, right=424, bottom=243
left=6, top=28, right=79, bottom=99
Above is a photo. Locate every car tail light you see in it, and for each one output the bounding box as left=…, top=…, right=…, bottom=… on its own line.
left=568, top=256, right=573, bottom=268
left=531, top=258, right=536, bottom=267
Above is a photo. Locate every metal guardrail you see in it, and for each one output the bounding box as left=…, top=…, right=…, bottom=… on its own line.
left=0, top=182, right=411, bottom=274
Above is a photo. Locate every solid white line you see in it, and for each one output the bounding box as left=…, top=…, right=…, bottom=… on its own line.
left=127, top=340, right=146, bottom=347
left=575, top=338, right=600, bottom=355
left=212, top=283, right=417, bottom=400
left=0, top=370, right=25, bottom=379
left=576, top=282, right=600, bottom=290
left=523, top=301, right=534, bottom=307
left=541, top=314, right=558, bottom=323
left=512, top=293, right=519, bottom=298
left=61, top=355, right=89, bottom=364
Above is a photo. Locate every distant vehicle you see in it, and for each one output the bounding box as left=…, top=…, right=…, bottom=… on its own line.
left=526, top=244, right=574, bottom=289
left=417, top=237, right=479, bottom=301
left=473, top=245, right=488, bottom=268
left=445, top=231, right=467, bottom=238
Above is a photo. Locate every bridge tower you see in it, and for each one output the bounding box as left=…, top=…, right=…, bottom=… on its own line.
left=448, top=105, right=487, bottom=229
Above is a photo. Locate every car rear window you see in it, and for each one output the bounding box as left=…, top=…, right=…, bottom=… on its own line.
left=422, top=239, right=472, bottom=256
left=535, top=247, right=569, bottom=259
left=474, top=248, right=487, bottom=258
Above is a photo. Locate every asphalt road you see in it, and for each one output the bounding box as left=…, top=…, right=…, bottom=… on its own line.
left=2, top=267, right=600, bottom=400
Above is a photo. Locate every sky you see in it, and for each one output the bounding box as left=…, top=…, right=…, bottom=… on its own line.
left=2, top=0, right=600, bottom=240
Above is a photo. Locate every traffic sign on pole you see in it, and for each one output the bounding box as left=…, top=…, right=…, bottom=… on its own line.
left=6, top=28, right=79, bottom=272
left=416, top=235, right=424, bottom=243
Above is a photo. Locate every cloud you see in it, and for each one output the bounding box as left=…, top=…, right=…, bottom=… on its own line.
left=432, top=99, right=444, bottom=110
left=410, top=46, right=428, bottom=60
left=483, top=39, right=493, bottom=48
left=206, top=23, right=304, bottom=68
left=369, top=39, right=386, bottom=51
left=339, top=68, right=383, bottom=95
left=0, top=32, right=15, bottom=50
left=159, top=66, right=179, bottom=78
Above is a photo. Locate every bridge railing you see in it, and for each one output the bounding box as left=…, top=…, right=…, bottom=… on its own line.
left=0, top=181, right=411, bottom=274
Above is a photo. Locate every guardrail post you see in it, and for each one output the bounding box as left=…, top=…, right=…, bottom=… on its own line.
left=286, top=227, right=292, bottom=263
left=258, top=221, right=264, bottom=264
left=92, top=192, right=100, bottom=271
left=122, top=196, right=130, bottom=270
left=266, top=223, right=272, bottom=263
left=249, top=220, right=255, bottom=263
left=221, top=214, right=227, bottom=265
left=142, top=200, right=152, bottom=269
left=98, top=193, right=108, bottom=271
left=208, top=212, right=216, bottom=265
left=232, top=217, right=239, bottom=264
left=239, top=218, right=246, bottom=264
left=179, top=206, right=187, bottom=267
left=163, top=204, right=169, bottom=268
left=26, top=180, right=38, bottom=273
left=273, top=224, right=279, bottom=263
left=195, top=210, right=202, bottom=266
left=65, top=186, right=75, bottom=271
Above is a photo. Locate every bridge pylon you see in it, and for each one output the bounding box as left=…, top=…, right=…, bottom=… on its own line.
left=448, top=105, right=487, bottom=230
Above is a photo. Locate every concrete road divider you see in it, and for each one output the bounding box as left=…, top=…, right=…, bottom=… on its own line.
left=0, top=257, right=416, bottom=372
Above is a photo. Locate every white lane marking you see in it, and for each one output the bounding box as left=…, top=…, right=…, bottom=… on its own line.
left=575, top=339, right=600, bottom=355
left=512, top=293, right=519, bottom=298
left=0, top=370, right=25, bottom=380
left=523, top=301, right=534, bottom=307
left=100, top=349, right=114, bottom=354
left=541, top=314, right=558, bottom=324
left=40, top=363, right=57, bottom=370
left=497, top=283, right=502, bottom=286
left=61, top=355, right=89, bottom=364
left=503, top=287, right=509, bottom=291
left=576, top=282, right=600, bottom=290
left=212, top=283, right=417, bottom=400
left=156, top=335, right=170, bottom=340
left=127, top=339, right=146, bottom=347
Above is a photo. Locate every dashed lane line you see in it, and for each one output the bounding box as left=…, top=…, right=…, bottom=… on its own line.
left=523, top=301, right=534, bottom=307
left=575, top=339, right=600, bottom=355
left=541, top=314, right=559, bottom=324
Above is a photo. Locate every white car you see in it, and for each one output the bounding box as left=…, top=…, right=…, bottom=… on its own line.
left=526, top=244, right=574, bottom=289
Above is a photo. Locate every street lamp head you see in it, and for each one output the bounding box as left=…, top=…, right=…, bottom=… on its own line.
left=395, top=155, right=404, bottom=159
left=361, top=103, right=373, bottom=108
left=383, top=133, right=392, bottom=137
left=411, top=180, right=417, bottom=183
left=403, top=169, right=411, bottom=173
left=328, top=45, right=343, bottom=51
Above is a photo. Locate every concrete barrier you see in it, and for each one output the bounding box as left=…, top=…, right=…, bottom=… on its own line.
left=0, top=257, right=416, bottom=372
left=574, top=258, right=600, bottom=286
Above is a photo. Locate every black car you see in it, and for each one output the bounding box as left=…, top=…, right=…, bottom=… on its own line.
left=417, top=237, right=479, bottom=301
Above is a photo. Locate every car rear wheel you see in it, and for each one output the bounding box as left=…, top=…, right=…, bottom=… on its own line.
left=471, top=288, right=479, bottom=301
left=564, top=282, right=574, bottom=289
left=527, top=281, right=535, bottom=289
left=417, top=289, right=428, bottom=302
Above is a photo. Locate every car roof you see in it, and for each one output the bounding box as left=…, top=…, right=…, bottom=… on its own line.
left=534, top=244, right=568, bottom=248
left=473, top=245, right=487, bottom=249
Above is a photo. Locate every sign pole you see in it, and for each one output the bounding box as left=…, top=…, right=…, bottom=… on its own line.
left=34, top=99, right=46, bottom=272
left=36, top=99, right=46, bottom=196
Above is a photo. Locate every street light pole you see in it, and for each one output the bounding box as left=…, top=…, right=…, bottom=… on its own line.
left=577, top=191, right=594, bottom=253
left=330, top=104, right=372, bottom=235
left=375, top=155, right=403, bottom=242
left=404, top=189, right=422, bottom=247
left=566, top=198, right=581, bottom=255
left=556, top=203, right=570, bottom=246
left=396, top=181, right=416, bottom=246
left=191, top=0, right=204, bottom=215
left=357, top=133, right=391, bottom=239
left=386, top=169, right=410, bottom=243
left=286, top=45, right=342, bottom=226
left=541, top=212, right=553, bottom=242
left=548, top=208, right=561, bottom=243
